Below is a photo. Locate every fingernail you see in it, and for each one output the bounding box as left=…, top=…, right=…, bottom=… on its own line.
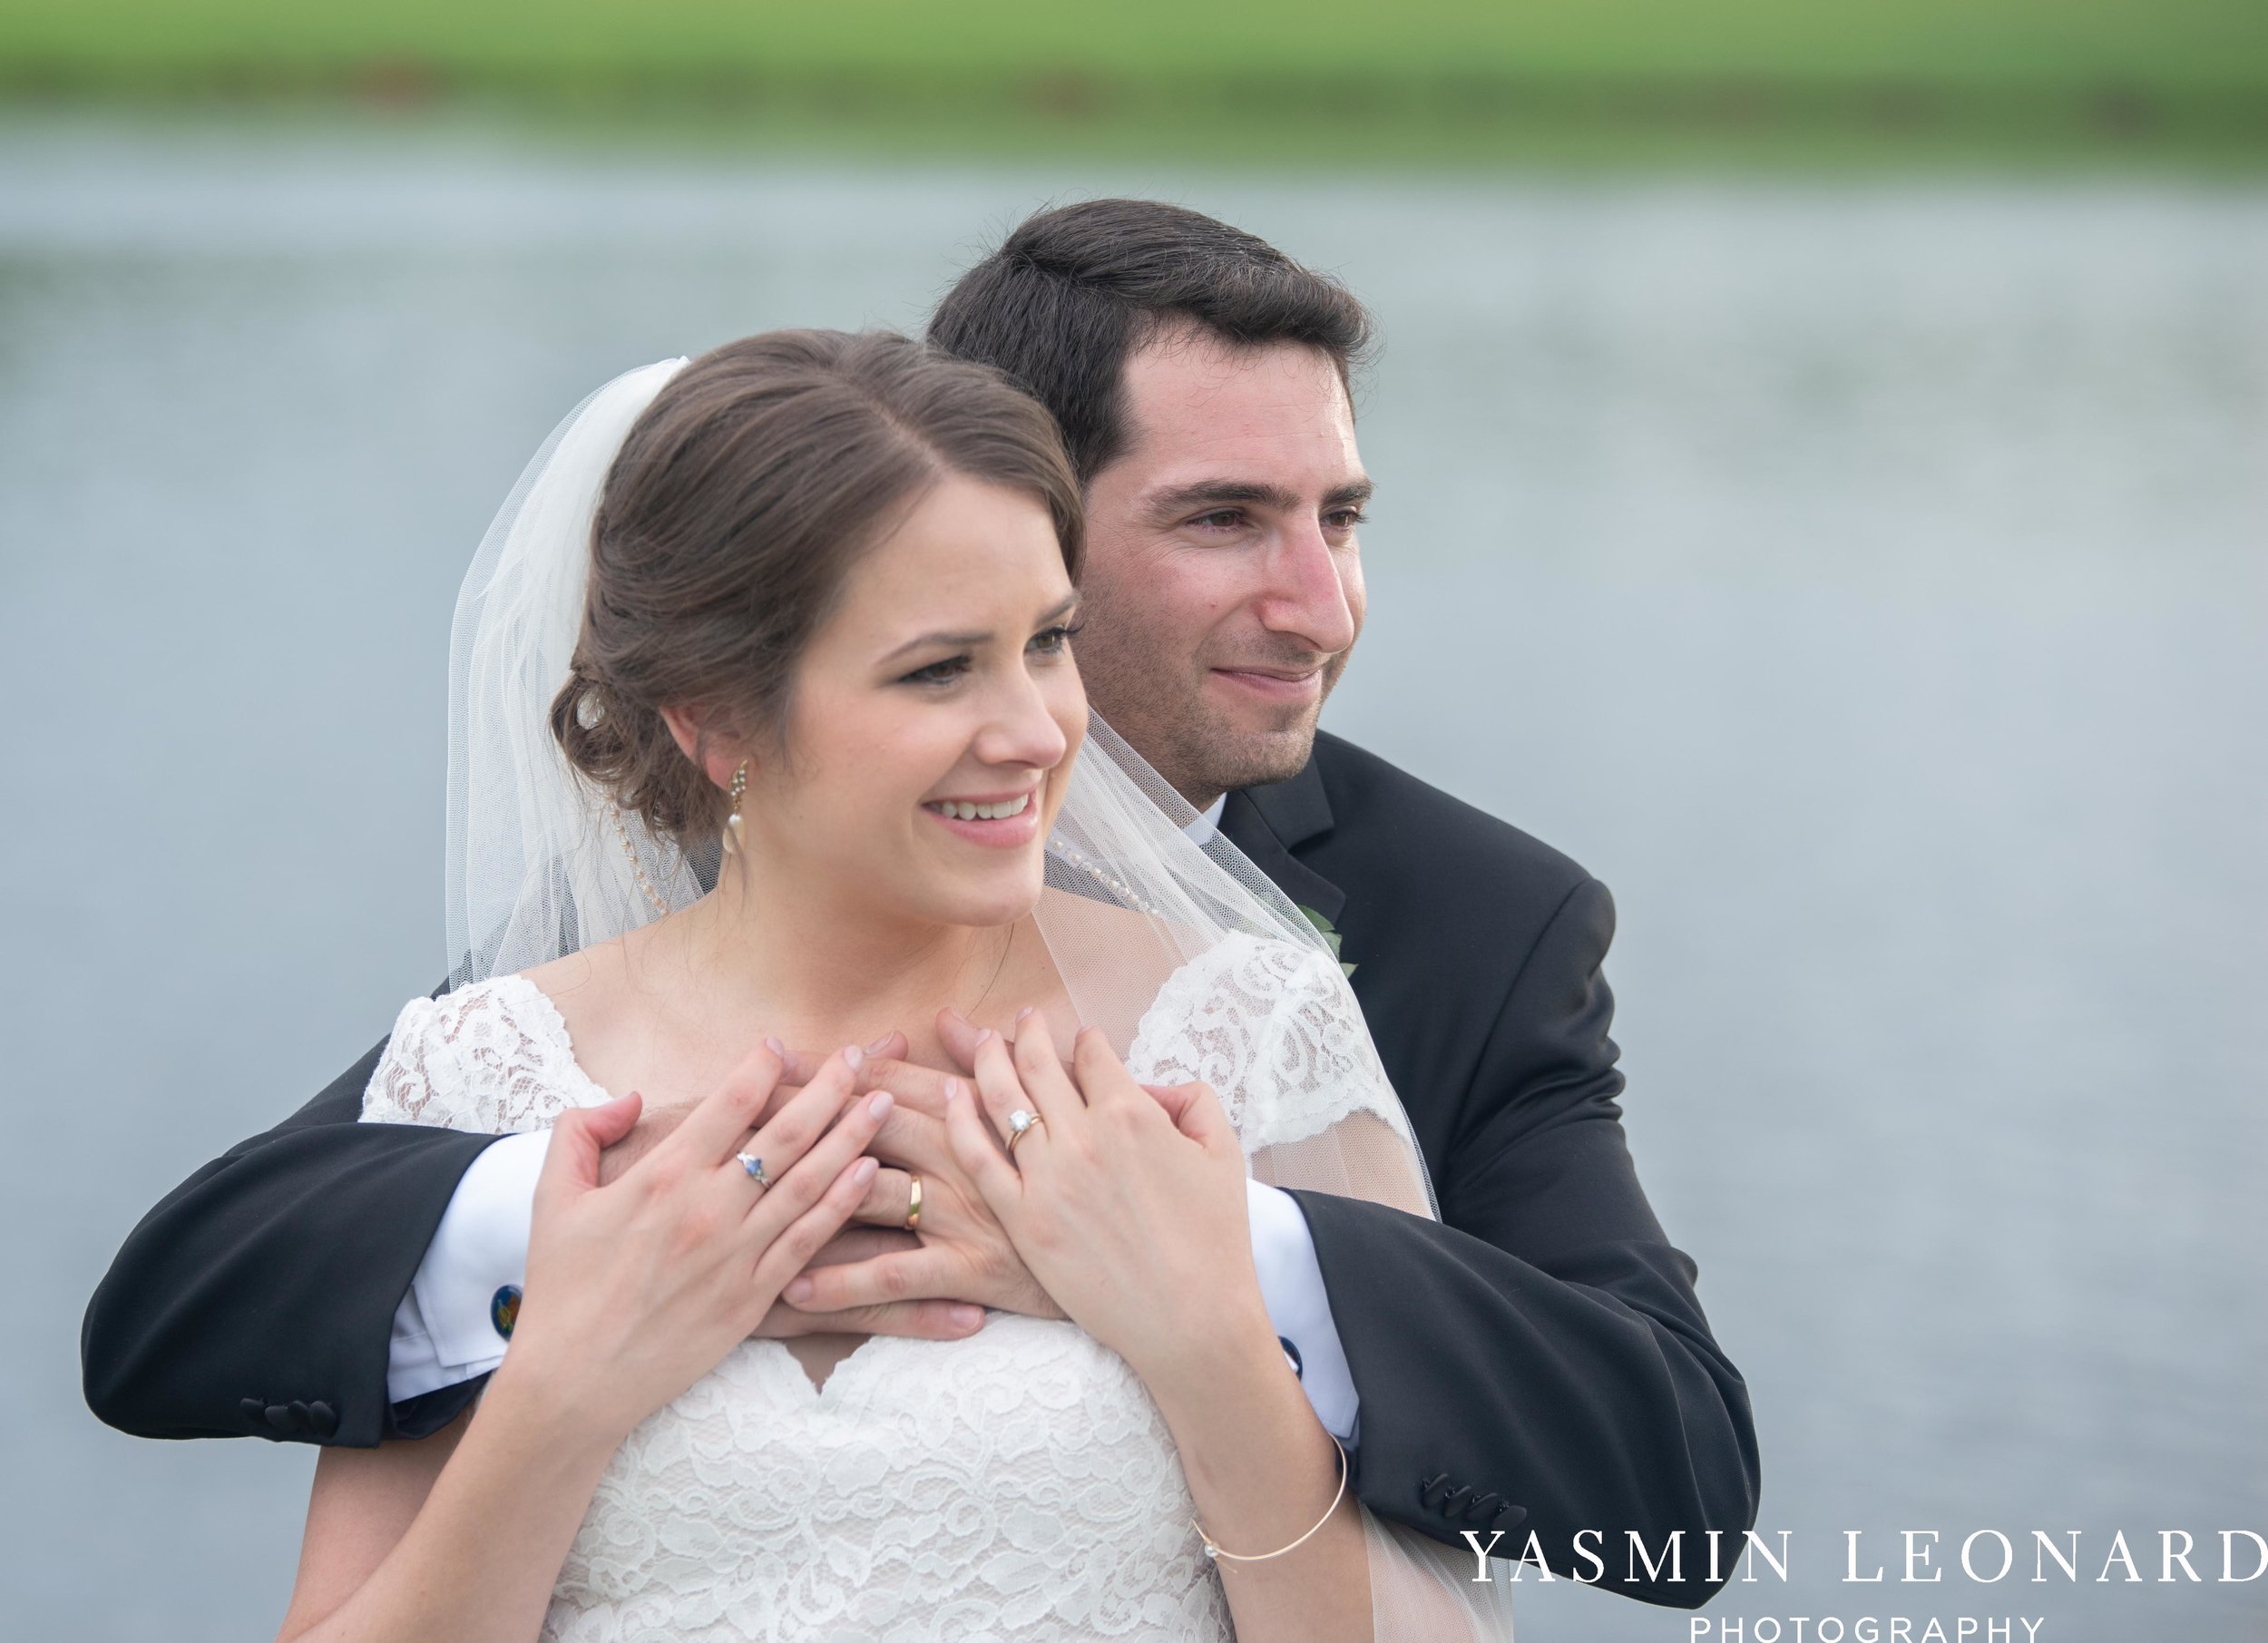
left=943, top=1078, right=962, bottom=1103
left=1015, top=1005, right=1033, bottom=1023
left=950, top=1305, right=983, bottom=1330
left=867, top=1090, right=894, bottom=1120
left=867, top=1032, right=893, bottom=1054
left=764, top=1036, right=786, bottom=1057
left=785, top=1276, right=813, bottom=1304
left=974, top=1028, right=992, bottom=1046
left=844, top=1044, right=864, bottom=1071
left=854, top=1156, right=879, bottom=1185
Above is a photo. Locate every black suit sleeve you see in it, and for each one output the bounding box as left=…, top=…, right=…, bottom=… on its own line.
left=1286, top=877, right=1760, bottom=1608
left=81, top=1028, right=502, bottom=1447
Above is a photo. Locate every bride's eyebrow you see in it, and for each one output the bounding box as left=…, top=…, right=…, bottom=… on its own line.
left=880, top=629, right=985, bottom=666
left=877, top=595, right=1078, bottom=666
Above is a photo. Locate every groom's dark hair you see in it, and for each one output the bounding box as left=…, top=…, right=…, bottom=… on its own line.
left=927, top=199, right=1373, bottom=484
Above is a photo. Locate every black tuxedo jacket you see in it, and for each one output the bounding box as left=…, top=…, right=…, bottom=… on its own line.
left=83, top=729, right=1756, bottom=1607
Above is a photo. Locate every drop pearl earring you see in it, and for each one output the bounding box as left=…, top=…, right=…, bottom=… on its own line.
left=722, top=761, right=748, bottom=856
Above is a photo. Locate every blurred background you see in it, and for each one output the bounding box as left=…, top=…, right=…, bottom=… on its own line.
left=3, top=4, right=2263, bottom=1639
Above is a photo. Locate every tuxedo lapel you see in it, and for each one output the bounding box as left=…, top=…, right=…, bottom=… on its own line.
left=1221, top=757, right=1346, bottom=927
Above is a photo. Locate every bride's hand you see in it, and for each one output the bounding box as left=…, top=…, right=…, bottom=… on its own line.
left=942, top=1013, right=1270, bottom=1388
left=488, top=1045, right=892, bottom=1444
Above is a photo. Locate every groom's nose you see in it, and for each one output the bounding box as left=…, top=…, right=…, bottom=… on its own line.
left=1251, top=519, right=1358, bottom=658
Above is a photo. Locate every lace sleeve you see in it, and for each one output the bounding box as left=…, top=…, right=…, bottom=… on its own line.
left=1129, top=934, right=1408, bottom=1153
left=361, top=995, right=454, bottom=1126
left=358, top=978, right=594, bottom=1136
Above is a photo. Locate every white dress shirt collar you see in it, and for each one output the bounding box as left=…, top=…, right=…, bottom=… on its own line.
left=1181, top=793, right=1228, bottom=846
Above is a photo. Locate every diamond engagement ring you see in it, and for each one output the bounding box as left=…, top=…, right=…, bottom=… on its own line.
left=1005, top=1108, right=1045, bottom=1157
left=736, top=1152, right=770, bottom=1188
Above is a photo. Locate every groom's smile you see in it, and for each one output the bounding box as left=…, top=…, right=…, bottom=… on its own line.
left=1210, top=660, right=1329, bottom=704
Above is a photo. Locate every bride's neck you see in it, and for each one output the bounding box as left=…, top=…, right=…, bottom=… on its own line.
left=653, top=850, right=1013, bottom=1048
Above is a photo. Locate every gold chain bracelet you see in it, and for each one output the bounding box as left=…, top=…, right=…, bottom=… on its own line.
left=1191, top=1434, right=1349, bottom=1567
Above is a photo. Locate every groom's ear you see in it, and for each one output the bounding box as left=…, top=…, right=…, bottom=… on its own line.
left=658, top=703, right=748, bottom=791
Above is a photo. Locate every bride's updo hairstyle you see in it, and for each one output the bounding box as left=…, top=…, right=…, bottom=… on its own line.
left=550, top=329, right=1083, bottom=846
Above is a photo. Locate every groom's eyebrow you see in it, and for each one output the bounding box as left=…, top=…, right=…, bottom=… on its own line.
left=1143, top=477, right=1374, bottom=525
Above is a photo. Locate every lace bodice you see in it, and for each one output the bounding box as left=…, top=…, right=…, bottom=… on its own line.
left=364, top=934, right=1403, bottom=1643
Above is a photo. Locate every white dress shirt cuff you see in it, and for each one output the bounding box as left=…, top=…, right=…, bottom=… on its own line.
left=1245, top=1177, right=1360, bottom=1443
left=386, top=1129, right=548, bottom=1403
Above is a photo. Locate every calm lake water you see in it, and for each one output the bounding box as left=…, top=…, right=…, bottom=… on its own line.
left=2, top=116, right=2263, bottom=1641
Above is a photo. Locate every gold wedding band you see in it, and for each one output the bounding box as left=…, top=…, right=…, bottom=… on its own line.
left=1006, top=1108, right=1045, bottom=1157
left=904, top=1172, right=923, bottom=1232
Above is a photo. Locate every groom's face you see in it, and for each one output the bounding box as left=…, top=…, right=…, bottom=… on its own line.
left=1075, top=328, right=1369, bottom=806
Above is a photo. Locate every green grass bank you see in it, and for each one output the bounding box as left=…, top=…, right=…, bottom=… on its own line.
left=5, top=0, right=2265, bottom=166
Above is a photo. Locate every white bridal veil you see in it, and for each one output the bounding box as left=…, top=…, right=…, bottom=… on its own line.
left=446, top=358, right=1519, bottom=1639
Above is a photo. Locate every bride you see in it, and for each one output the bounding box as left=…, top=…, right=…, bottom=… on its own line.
left=274, top=332, right=1515, bottom=1642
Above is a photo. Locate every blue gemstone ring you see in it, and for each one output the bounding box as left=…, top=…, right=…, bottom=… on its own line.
left=737, top=1152, right=770, bottom=1188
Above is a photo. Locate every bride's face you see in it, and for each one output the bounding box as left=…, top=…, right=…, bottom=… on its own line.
left=743, top=472, right=1086, bottom=929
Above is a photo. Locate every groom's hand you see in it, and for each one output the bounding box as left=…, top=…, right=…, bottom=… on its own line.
left=776, top=1077, right=1064, bottom=1325
left=747, top=1227, right=989, bottom=1343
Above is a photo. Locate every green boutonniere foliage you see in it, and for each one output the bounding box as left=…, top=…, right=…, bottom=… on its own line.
left=1296, top=905, right=1357, bottom=978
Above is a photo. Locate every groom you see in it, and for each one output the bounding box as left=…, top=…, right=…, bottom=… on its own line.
left=84, top=200, right=1756, bottom=1607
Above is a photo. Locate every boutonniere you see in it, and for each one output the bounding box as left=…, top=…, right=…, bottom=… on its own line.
left=1296, top=905, right=1357, bottom=978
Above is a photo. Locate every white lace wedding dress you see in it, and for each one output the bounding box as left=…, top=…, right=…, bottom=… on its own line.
left=361, top=931, right=1403, bottom=1643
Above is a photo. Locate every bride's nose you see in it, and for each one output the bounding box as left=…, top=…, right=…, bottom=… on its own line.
left=969, top=670, right=1071, bottom=772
